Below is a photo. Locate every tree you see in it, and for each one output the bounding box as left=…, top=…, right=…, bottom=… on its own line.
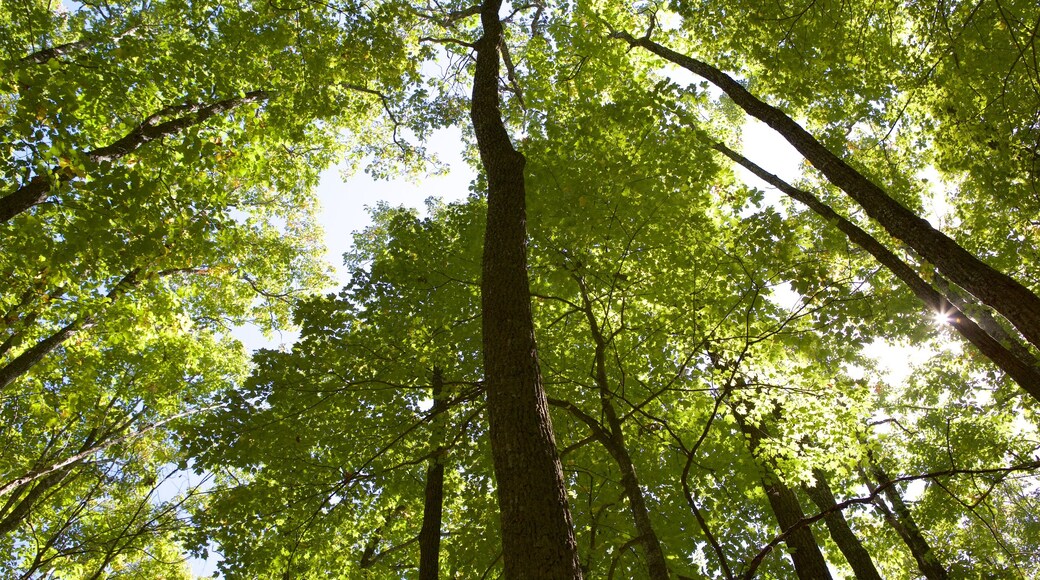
left=1, top=0, right=417, bottom=573
left=6, top=0, right=1040, bottom=577
left=470, top=0, right=583, bottom=575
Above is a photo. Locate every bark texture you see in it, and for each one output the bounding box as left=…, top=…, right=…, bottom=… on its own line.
left=803, top=469, right=882, bottom=580
left=714, top=144, right=1040, bottom=400
left=617, top=32, right=1040, bottom=352
left=418, top=368, right=446, bottom=580
left=471, top=1, right=582, bottom=577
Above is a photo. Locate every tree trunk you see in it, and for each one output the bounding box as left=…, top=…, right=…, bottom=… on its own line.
left=604, top=423, right=670, bottom=580
left=713, top=143, right=1040, bottom=400
left=419, top=462, right=444, bottom=579
left=618, top=33, right=1040, bottom=352
left=0, top=317, right=85, bottom=392
left=418, top=368, right=446, bottom=580
left=864, top=465, right=948, bottom=580
left=0, top=468, right=75, bottom=537
left=470, top=1, right=582, bottom=577
left=934, top=275, right=1040, bottom=369
left=733, top=411, right=833, bottom=580
left=803, top=469, right=882, bottom=580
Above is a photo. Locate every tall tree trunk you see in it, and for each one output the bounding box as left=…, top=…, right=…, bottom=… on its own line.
left=470, top=1, right=582, bottom=577
left=733, top=411, right=833, bottom=580
left=803, top=469, right=882, bottom=580
left=713, top=144, right=1040, bottom=400
left=617, top=33, right=1040, bottom=352
left=863, top=465, right=948, bottom=580
left=419, top=368, right=446, bottom=580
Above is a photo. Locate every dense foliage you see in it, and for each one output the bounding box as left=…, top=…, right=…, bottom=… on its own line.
left=3, top=0, right=1040, bottom=577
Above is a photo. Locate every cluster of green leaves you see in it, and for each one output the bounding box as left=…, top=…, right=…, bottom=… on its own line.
left=0, top=0, right=435, bottom=574
left=186, top=0, right=1040, bottom=576
left=5, top=0, right=1040, bottom=576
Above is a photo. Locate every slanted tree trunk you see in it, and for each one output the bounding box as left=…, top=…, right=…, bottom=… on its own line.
left=470, top=1, right=582, bottom=577
left=713, top=144, right=1040, bottom=400
left=803, top=469, right=882, bottom=580
left=934, top=275, right=1040, bottom=369
left=732, top=410, right=833, bottom=580
left=575, top=275, right=669, bottom=580
left=0, top=467, right=77, bottom=537
left=0, top=270, right=138, bottom=392
left=418, top=367, right=446, bottom=580
left=549, top=395, right=670, bottom=580
left=617, top=33, right=1040, bottom=352
left=864, top=465, right=948, bottom=580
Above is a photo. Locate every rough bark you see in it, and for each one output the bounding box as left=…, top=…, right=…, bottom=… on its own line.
left=714, top=144, right=1040, bottom=400
left=470, top=1, right=582, bottom=577
left=803, top=469, right=882, bottom=580
left=733, top=411, right=833, bottom=580
left=617, top=32, right=1040, bottom=352
left=864, top=465, right=948, bottom=580
left=0, top=92, right=268, bottom=222
left=418, top=368, right=446, bottom=580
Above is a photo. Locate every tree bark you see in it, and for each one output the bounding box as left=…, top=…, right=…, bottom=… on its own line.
left=714, top=143, right=1040, bottom=400
left=733, top=411, right=833, bottom=580
left=865, top=465, right=948, bottom=580
left=470, top=1, right=582, bottom=577
left=803, top=469, right=882, bottom=580
left=617, top=32, right=1040, bottom=352
left=419, top=367, right=446, bottom=580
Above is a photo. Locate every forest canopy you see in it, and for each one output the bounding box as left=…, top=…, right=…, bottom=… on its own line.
left=2, top=0, right=1040, bottom=577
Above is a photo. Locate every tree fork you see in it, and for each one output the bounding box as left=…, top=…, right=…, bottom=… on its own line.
left=470, top=0, right=582, bottom=577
